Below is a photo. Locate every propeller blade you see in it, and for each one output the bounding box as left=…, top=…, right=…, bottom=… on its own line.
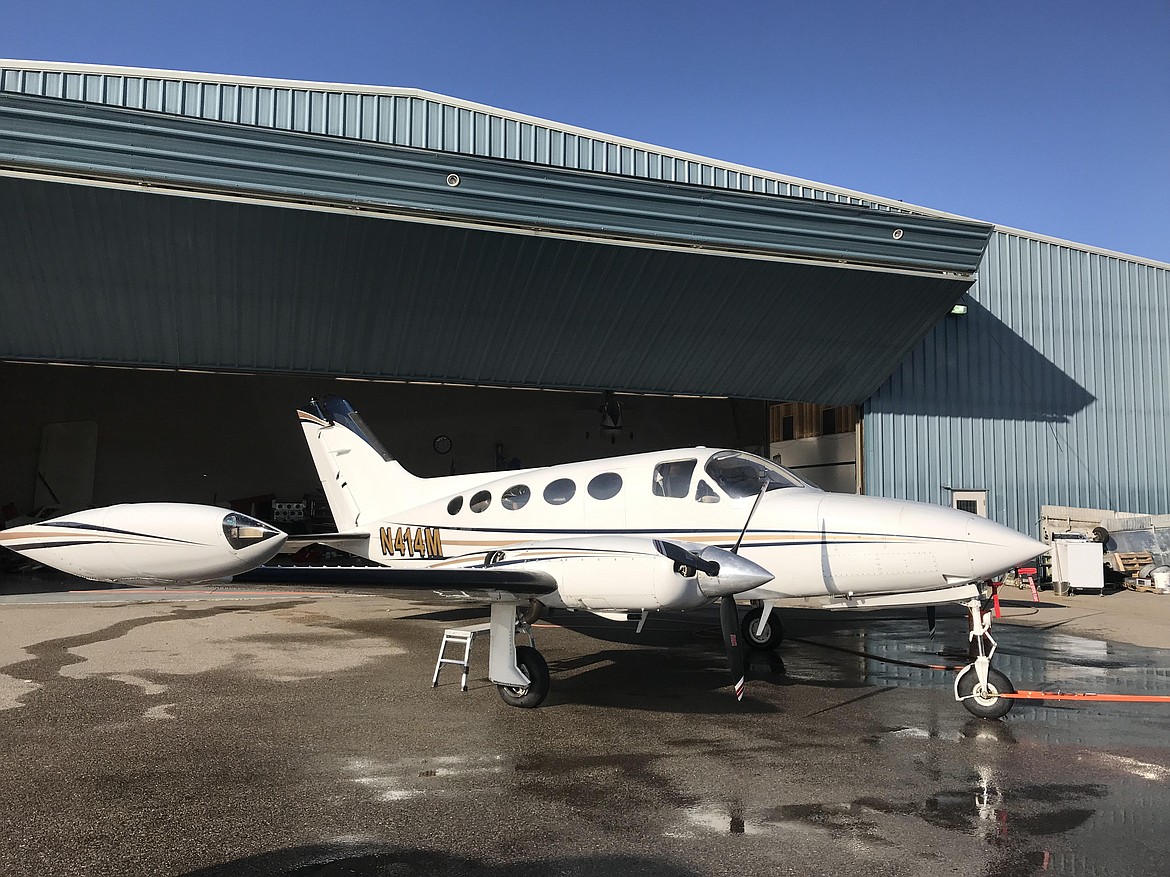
left=653, top=539, right=720, bottom=576
left=720, top=595, right=746, bottom=701
left=927, top=606, right=937, bottom=640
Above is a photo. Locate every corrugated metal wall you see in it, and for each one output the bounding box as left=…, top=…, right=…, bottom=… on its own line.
left=0, top=61, right=899, bottom=210
left=865, top=232, right=1170, bottom=534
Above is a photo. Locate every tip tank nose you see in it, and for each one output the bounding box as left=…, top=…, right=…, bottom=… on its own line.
left=696, top=546, right=774, bottom=597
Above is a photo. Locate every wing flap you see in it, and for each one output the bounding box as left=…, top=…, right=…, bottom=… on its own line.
left=234, top=564, right=558, bottom=596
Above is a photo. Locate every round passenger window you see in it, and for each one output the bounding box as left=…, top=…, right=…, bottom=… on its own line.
left=501, top=484, right=531, bottom=511
left=543, top=478, right=576, bottom=506
left=587, top=472, right=622, bottom=500
left=469, top=490, right=491, bottom=513
left=447, top=496, right=463, bottom=515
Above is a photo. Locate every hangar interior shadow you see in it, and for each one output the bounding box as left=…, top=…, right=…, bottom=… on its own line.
left=867, top=298, right=1095, bottom=423
left=0, top=362, right=766, bottom=516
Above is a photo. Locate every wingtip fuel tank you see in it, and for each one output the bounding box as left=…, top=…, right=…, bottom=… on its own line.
left=0, top=503, right=287, bottom=585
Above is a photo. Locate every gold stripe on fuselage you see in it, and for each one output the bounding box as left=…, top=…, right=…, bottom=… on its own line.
left=437, top=531, right=934, bottom=549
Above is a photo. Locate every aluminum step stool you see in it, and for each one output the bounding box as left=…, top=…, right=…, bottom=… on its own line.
left=431, top=622, right=493, bottom=691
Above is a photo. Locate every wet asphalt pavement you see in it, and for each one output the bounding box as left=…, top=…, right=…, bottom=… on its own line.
left=1, top=587, right=1169, bottom=877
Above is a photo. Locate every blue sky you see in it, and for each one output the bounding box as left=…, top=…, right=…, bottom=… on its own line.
left=3, top=0, right=1168, bottom=262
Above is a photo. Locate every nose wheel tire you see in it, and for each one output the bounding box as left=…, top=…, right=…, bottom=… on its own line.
left=958, top=667, right=1015, bottom=720
left=741, top=606, right=783, bottom=650
left=496, top=645, right=550, bottom=708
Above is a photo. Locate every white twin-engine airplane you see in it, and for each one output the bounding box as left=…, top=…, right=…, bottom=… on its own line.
left=1, top=396, right=1045, bottom=717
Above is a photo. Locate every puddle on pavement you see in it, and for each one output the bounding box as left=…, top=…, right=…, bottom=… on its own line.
left=667, top=776, right=1106, bottom=846
left=342, top=753, right=513, bottom=802
left=668, top=802, right=767, bottom=837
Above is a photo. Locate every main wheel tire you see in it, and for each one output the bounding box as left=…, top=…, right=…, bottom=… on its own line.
left=957, top=667, right=1015, bottom=720
left=741, top=606, right=783, bottom=650
left=496, top=645, right=550, bottom=708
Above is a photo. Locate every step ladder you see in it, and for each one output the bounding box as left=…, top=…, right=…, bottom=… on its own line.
left=431, top=622, right=493, bottom=691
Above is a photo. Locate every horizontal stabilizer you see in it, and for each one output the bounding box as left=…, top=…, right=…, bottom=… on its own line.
left=281, top=532, right=369, bottom=551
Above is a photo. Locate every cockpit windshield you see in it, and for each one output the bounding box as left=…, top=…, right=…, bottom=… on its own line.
left=704, top=451, right=816, bottom=498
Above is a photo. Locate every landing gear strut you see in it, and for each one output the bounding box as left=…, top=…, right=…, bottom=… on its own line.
left=488, top=602, right=550, bottom=708
left=954, top=596, right=1015, bottom=719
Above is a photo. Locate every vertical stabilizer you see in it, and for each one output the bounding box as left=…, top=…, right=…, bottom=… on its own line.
left=296, top=396, right=420, bottom=529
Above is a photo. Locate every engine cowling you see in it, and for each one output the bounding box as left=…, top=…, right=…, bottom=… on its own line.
left=0, top=503, right=287, bottom=585
left=480, top=536, right=772, bottom=612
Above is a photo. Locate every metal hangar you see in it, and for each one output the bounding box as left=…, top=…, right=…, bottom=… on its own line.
left=0, top=60, right=1165, bottom=536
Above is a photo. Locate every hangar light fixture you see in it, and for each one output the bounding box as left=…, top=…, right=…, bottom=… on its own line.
left=950, top=304, right=968, bottom=316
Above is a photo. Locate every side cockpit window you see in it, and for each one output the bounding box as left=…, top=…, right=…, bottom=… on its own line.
left=695, top=479, right=720, bottom=503
left=652, top=459, right=696, bottom=498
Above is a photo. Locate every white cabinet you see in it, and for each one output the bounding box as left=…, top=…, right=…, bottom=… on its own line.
left=1052, top=538, right=1104, bottom=594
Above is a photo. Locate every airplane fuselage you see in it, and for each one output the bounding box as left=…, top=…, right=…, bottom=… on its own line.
left=348, top=447, right=1042, bottom=611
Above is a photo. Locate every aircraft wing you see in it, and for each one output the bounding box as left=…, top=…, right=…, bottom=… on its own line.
left=1, top=501, right=771, bottom=613
left=237, top=533, right=771, bottom=606
left=234, top=563, right=559, bottom=598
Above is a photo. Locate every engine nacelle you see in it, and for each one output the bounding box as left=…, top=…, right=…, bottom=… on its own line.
left=0, top=503, right=287, bottom=585
left=551, top=549, right=706, bottom=611
left=482, top=536, right=772, bottom=612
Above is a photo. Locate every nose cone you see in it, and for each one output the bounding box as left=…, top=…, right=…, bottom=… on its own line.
left=696, top=546, right=775, bottom=597
left=965, top=516, right=1048, bottom=580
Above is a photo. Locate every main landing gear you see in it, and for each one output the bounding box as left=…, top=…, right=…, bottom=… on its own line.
left=488, top=602, right=550, bottom=708
left=497, top=645, right=550, bottom=708
left=954, top=596, right=1015, bottom=719
left=741, top=602, right=784, bottom=650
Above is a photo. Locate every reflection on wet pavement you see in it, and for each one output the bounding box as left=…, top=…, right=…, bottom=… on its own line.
left=735, top=613, right=1170, bottom=875
left=344, top=754, right=512, bottom=802
left=544, top=608, right=1170, bottom=874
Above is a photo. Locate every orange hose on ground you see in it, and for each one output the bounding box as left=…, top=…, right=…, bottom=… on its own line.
left=1002, top=691, right=1170, bottom=703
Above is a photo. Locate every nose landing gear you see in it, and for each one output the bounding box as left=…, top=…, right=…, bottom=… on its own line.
left=741, top=601, right=784, bottom=650
left=954, top=596, right=1015, bottom=719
